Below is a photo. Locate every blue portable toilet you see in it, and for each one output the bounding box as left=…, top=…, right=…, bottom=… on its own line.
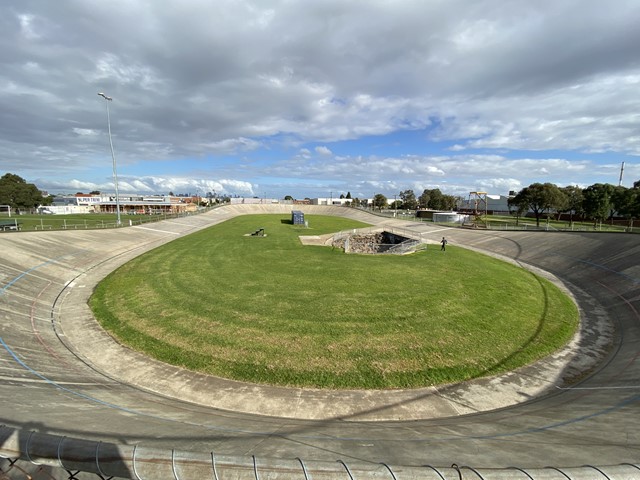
left=291, top=210, right=305, bottom=225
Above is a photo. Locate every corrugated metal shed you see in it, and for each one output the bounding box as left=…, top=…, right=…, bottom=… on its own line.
left=433, top=212, right=470, bottom=223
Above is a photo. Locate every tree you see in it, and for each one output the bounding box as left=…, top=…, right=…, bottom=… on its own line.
left=509, top=183, right=565, bottom=227
left=631, top=182, right=640, bottom=227
left=372, top=193, right=387, bottom=211
left=427, top=189, right=444, bottom=210
left=418, top=190, right=430, bottom=209
left=399, top=189, right=418, bottom=210
left=345, top=192, right=352, bottom=199
left=441, top=194, right=457, bottom=211
left=0, top=173, right=45, bottom=211
left=559, top=185, right=584, bottom=226
left=508, top=195, right=528, bottom=226
left=582, top=183, right=615, bottom=227
left=417, top=188, right=442, bottom=209
left=284, top=195, right=294, bottom=201
left=612, top=185, right=638, bottom=229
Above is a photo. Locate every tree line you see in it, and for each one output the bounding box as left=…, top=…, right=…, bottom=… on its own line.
left=337, top=189, right=459, bottom=211
left=508, top=181, right=640, bottom=227
left=335, top=181, right=640, bottom=229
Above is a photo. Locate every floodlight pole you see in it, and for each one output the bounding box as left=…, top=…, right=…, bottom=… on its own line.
left=98, top=92, right=121, bottom=226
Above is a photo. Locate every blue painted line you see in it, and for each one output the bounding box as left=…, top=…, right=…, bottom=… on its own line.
left=2, top=248, right=638, bottom=444
left=0, top=255, right=74, bottom=296
left=3, top=333, right=639, bottom=443
left=0, top=252, right=265, bottom=436
left=0, top=336, right=140, bottom=415
left=0, top=337, right=267, bottom=437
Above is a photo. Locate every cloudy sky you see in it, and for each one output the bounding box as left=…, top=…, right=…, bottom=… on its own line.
left=1, top=0, right=639, bottom=200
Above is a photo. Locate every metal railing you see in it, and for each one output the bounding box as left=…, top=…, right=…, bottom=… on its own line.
left=1, top=427, right=639, bottom=480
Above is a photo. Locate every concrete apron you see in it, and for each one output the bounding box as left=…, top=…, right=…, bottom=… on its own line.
left=57, top=223, right=611, bottom=422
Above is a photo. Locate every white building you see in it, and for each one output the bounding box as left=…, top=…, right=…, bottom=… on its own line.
left=310, top=198, right=372, bottom=206
left=458, top=193, right=511, bottom=214
left=43, top=194, right=198, bottom=215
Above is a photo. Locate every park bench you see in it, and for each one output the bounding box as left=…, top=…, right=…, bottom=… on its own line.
left=0, top=220, right=21, bottom=231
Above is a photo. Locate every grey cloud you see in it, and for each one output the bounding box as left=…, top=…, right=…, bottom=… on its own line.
left=1, top=0, right=639, bottom=197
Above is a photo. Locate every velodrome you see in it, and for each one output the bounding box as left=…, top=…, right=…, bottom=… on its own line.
left=1, top=204, right=639, bottom=479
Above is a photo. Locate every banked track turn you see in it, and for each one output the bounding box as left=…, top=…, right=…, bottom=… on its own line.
left=0, top=204, right=639, bottom=479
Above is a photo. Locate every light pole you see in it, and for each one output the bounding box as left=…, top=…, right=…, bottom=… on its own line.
left=98, top=92, right=121, bottom=226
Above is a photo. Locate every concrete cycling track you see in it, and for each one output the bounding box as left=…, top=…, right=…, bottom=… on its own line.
left=0, top=204, right=639, bottom=477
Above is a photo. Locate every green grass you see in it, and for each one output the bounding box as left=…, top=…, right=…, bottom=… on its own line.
left=90, top=214, right=579, bottom=389
left=470, top=214, right=632, bottom=232
left=0, top=212, right=197, bottom=231
left=0, top=213, right=152, bottom=230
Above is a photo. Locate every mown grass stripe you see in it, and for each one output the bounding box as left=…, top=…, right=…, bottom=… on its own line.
left=90, top=214, right=578, bottom=389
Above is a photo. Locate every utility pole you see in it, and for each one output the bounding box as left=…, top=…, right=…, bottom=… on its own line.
left=97, top=92, right=121, bottom=225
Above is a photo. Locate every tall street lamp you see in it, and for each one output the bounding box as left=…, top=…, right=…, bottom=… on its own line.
left=97, top=92, right=121, bottom=226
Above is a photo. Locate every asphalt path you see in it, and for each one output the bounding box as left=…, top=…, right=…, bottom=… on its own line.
left=0, top=205, right=639, bottom=472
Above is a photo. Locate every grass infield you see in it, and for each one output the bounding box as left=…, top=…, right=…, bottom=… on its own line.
left=90, top=214, right=579, bottom=389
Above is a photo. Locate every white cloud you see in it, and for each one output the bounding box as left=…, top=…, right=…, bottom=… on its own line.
left=2, top=0, right=639, bottom=198
left=125, top=176, right=253, bottom=195
left=73, top=128, right=97, bottom=136
left=477, top=178, right=522, bottom=193
left=315, top=146, right=332, bottom=156
left=298, top=148, right=311, bottom=159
